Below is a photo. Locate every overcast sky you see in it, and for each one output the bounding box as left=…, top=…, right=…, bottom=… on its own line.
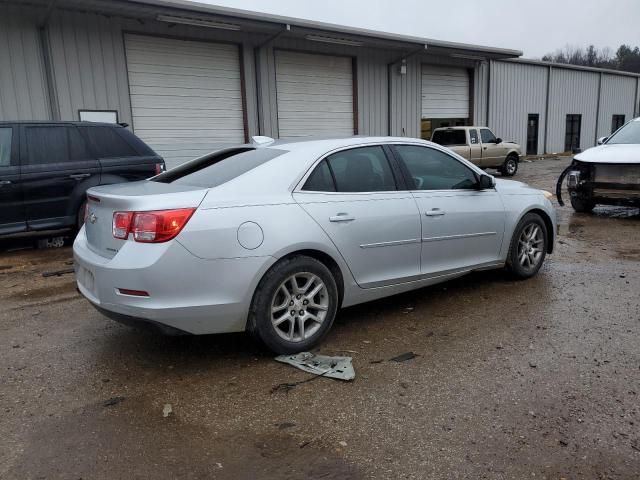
left=193, top=0, right=640, bottom=58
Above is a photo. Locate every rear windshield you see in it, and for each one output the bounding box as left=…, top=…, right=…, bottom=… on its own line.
left=606, top=120, right=640, bottom=144
left=432, top=129, right=467, bottom=146
left=152, top=147, right=286, bottom=188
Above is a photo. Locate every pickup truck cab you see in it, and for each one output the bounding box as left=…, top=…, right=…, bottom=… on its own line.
left=431, top=126, right=522, bottom=176
left=0, top=121, right=164, bottom=239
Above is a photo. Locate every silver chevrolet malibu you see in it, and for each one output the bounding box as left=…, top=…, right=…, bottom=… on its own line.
left=74, top=136, right=556, bottom=353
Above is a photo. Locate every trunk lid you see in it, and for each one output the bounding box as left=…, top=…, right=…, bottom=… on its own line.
left=84, top=180, right=207, bottom=259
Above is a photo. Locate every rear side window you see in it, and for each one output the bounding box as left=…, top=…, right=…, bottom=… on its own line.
left=326, top=146, right=396, bottom=192
left=303, top=160, right=335, bottom=191
left=394, top=145, right=477, bottom=190
left=432, top=129, right=467, bottom=146
left=117, top=128, right=157, bottom=156
left=0, top=128, right=12, bottom=167
left=469, top=129, right=479, bottom=145
left=84, top=126, right=137, bottom=158
left=154, top=147, right=286, bottom=188
left=25, top=126, right=90, bottom=165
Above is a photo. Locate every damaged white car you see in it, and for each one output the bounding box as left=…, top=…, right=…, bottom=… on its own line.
left=557, top=117, right=640, bottom=212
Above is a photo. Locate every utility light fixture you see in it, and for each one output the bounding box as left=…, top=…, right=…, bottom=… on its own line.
left=156, top=14, right=241, bottom=31
left=305, top=34, right=364, bottom=47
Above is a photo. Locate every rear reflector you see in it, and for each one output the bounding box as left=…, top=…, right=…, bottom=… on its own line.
left=112, top=208, right=196, bottom=243
left=117, top=288, right=149, bottom=297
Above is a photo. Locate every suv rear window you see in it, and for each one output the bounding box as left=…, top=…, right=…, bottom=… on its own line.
left=84, top=126, right=137, bottom=158
left=152, top=147, right=286, bottom=188
left=432, top=129, right=466, bottom=146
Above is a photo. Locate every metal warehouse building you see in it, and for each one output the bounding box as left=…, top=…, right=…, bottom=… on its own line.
left=1, top=0, right=639, bottom=168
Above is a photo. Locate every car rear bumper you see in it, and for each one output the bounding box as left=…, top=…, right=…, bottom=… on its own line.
left=73, top=227, right=274, bottom=334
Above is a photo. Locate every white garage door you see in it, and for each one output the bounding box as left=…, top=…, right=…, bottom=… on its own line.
left=275, top=51, right=354, bottom=137
left=421, top=65, right=470, bottom=119
left=125, top=34, right=245, bottom=168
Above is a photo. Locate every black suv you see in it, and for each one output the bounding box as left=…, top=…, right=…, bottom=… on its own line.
left=0, top=121, right=164, bottom=238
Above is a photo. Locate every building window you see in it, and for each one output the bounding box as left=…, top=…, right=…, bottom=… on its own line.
left=79, top=110, right=119, bottom=124
left=611, top=115, right=625, bottom=134
left=565, top=114, right=581, bottom=152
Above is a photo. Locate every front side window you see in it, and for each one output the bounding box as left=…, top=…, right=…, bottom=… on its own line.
left=0, top=128, right=12, bottom=167
left=394, top=145, right=478, bottom=190
left=431, top=129, right=467, bottom=146
left=469, top=129, right=479, bottom=145
left=325, top=146, right=396, bottom=192
left=480, top=128, right=496, bottom=144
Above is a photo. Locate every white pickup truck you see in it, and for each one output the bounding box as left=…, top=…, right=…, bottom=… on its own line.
left=431, top=126, right=522, bottom=176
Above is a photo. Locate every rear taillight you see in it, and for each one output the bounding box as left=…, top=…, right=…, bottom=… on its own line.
left=83, top=202, right=90, bottom=223
left=155, top=163, right=164, bottom=175
left=112, top=208, right=195, bottom=243
left=113, top=212, right=133, bottom=239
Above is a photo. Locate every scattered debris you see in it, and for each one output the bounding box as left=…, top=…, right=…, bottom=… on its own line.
left=162, top=403, right=173, bottom=417
left=276, top=421, right=296, bottom=430
left=11, top=344, right=20, bottom=349
left=42, top=268, right=74, bottom=278
left=369, top=359, right=383, bottom=364
left=389, top=352, right=419, bottom=363
left=403, top=306, right=414, bottom=313
left=529, top=362, right=537, bottom=368
left=37, top=236, right=65, bottom=249
left=558, top=439, right=568, bottom=447
left=338, top=441, right=347, bottom=447
left=275, top=352, right=355, bottom=381
left=103, top=396, right=125, bottom=407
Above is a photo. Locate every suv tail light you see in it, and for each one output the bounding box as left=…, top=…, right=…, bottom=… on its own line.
left=112, top=208, right=195, bottom=243
left=155, top=163, right=164, bottom=175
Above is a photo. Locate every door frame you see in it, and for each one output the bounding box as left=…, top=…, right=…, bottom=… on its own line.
left=526, top=113, right=540, bottom=156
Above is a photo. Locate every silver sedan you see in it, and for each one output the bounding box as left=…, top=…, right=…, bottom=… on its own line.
left=74, top=136, right=556, bottom=353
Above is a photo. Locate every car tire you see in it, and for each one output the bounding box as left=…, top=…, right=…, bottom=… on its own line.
left=77, top=200, right=87, bottom=231
left=500, top=154, right=519, bottom=177
left=570, top=196, right=595, bottom=213
left=506, top=213, right=548, bottom=279
left=248, top=255, right=339, bottom=354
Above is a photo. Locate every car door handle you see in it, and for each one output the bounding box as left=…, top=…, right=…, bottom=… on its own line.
left=329, top=213, right=355, bottom=222
left=483, top=146, right=487, bottom=150
left=0, top=180, right=11, bottom=186
left=425, top=209, right=446, bottom=217
left=69, top=173, right=91, bottom=180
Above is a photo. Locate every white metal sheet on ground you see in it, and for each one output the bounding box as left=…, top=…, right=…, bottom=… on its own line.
left=124, top=34, right=245, bottom=168
left=421, top=65, right=470, bottom=119
left=275, top=51, right=354, bottom=137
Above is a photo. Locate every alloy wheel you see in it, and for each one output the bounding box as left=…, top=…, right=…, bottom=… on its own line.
left=517, top=223, right=544, bottom=269
left=270, top=272, right=329, bottom=342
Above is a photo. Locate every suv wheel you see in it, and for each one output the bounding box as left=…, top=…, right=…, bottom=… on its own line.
left=570, top=196, right=595, bottom=213
left=506, top=213, right=548, bottom=279
left=501, top=154, right=518, bottom=176
left=248, top=255, right=338, bottom=354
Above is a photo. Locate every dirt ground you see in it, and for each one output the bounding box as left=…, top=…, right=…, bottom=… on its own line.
left=1, top=158, right=639, bottom=479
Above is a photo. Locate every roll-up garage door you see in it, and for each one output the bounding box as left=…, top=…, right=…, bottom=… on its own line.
left=275, top=51, right=354, bottom=137
left=421, top=65, right=469, bottom=119
left=124, top=34, right=245, bottom=168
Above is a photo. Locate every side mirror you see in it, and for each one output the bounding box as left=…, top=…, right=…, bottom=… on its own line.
left=478, top=174, right=496, bottom=190
left=495, top=138, right=503, bottom=144
left=597, top=136, right=608, bottom=145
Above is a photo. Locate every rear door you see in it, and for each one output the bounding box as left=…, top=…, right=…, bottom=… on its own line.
left=293, top=145, right=421, bottom=288
left=0, top=125, right=26, bottom=235
left=81, top=126, right=162, bottom=183
left=20, top=124, right=100, bottom=230
left=391, top=144, right=505, bottom=276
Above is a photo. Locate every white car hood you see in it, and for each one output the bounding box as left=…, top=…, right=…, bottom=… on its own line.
left=574, top=144, right=640, bottom=164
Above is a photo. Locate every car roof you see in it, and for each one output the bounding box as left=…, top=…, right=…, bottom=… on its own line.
left=256, top=135, right=429, bottom=152
left=0, top=121, right=124, bottom=127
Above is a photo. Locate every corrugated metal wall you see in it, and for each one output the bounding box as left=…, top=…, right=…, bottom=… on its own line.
left=489, top=61, right=548, bottom=154
left=0, top=5, right=51, bottom=120
left=597, top=74, right=637, bottom=138
left=546, top=67, right=600, bottom=153
left=389, top=56, right=421, bottom=138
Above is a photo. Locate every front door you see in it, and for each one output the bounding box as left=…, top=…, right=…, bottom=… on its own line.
left=565, top=114, right=581, bottom=152
left=479, top=128, right=503, bottom=166
left=527, top=114, right=539, bottom=155
left=0, top=125, right=25, bottom=235
left=20, top=124, right=100, bottom=230
left=391, top=144, right=505, bottom=275
left=293, top=145, right=421, bottom=288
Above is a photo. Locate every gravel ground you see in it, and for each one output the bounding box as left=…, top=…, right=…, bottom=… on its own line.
left=1, top=158, right=639, bottom=479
